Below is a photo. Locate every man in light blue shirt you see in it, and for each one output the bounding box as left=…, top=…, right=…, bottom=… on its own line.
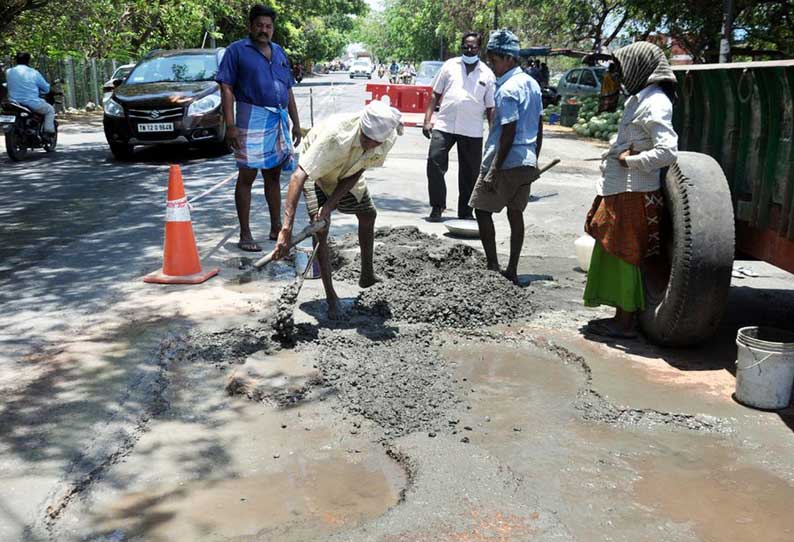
left=469, top=29, right=543, bottom=285
left=5, top=52, right=55, bottom=134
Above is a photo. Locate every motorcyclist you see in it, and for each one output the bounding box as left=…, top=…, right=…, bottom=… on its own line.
left=389, top=61, right=399, bottom=75
left=5, top=52, right=55, bottom=137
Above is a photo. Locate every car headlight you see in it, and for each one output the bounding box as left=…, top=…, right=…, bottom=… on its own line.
left=188, top=92, right=221, bottom=116
left=103, top=98, right=124, bottom=117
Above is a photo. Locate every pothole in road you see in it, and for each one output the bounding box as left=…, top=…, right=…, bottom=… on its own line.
left=442, top=335, right=794, bottom=541
left=78, top=346, right=407, bottom=542
left=86, top=455, right=405, bottom=542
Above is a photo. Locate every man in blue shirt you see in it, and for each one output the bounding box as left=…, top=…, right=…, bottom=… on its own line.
left=216, top=4, right=302, bottom=252
left=5, top=52, right=55, bottom=135
left=469, top=29, right=543, bottom=285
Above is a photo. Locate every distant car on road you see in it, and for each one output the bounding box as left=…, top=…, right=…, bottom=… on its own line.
left=102, top=48, right=227, bottom=160
left=102, top=64, right=135, bottom=103
left=414, top=61, right=444, bottom=87
left=556, top=66, right=605, bottom=98
left=350, top=59, right=373, bottom=79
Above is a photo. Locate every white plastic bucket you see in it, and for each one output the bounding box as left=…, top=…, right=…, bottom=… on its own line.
left=735, top=326, right=794, bottom=410
left=574, top=234, right=596, bottom=272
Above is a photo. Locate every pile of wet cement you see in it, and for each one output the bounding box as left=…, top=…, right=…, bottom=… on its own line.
left=316, top=330, right=461, bottom=437
left=188, top=326, right=274, bottom=367
left=272, top=281, right=301, bottom=344
left=334, top=226, right=536, bottom=328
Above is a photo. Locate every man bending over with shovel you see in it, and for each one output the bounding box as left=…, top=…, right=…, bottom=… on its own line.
left=272, top=100, right=403, bottom=319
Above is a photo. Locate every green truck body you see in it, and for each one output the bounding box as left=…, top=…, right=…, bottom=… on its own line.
left=672, top=60, right=794, bottom=273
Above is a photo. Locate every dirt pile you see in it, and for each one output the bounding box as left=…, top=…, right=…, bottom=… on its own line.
left=335, top=227, right=536, bottom=328
left=316, top=330, right=461, bottom=437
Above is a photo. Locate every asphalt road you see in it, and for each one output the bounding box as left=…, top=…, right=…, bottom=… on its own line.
left=0, top=72, right=370, bottom=361
left=3, top=70, right=794, bottom=542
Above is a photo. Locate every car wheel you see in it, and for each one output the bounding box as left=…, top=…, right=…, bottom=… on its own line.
left=639, top=152, right=735, bottom=346
left=109, top=142, right=135, bottom=161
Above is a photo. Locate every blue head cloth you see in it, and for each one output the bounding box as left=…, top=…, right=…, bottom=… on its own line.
left=486, top=29, right=520, bottom=58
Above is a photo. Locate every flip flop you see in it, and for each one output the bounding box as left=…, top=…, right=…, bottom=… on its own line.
left=586, top=320, right=638, bottom=339
left=238, top=240, right=262, bottom=252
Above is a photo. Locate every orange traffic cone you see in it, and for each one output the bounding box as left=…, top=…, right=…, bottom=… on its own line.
left=144, top=165, right=219, bottom=285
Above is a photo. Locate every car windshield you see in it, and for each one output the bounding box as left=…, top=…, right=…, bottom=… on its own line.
left=127, top=55, right=218, bottom=84
left=417, top=62, right=442, bottom=78
left=112, top=66, right=133, bottom=80
left=354, top=61, right=369, bottom=67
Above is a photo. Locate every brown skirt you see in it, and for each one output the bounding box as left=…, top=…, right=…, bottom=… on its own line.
left=585, top=191, right=663, bottom=266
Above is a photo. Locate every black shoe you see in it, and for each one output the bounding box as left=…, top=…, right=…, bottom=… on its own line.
left=458, top=213, right=474, bottom=220
left=427, top=207, right=443, bottom=222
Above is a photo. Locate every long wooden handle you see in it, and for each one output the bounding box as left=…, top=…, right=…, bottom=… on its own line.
left=253, top=219, right=327, bottom=270
left=538, top=157, right=561, bottom=175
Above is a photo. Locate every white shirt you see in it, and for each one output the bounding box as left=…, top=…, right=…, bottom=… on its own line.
left=597, top=84, right=678, bottom=196
left=432, top=57, right=495, bottom=138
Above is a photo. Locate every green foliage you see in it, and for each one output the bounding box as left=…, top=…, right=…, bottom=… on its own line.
left=1, top=0, right=366, bottom=63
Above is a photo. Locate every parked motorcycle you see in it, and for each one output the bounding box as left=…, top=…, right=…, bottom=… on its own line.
left=0, top=80, right=64, bottom=161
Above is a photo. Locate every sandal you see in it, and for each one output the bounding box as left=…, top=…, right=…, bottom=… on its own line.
left=238, top=240, right=262, bottom=252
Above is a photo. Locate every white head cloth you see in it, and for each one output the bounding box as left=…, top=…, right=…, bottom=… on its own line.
left=360, top=99, right=403, bottom=142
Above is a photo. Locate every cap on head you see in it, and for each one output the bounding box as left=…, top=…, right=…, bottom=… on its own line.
left=360, top=99, right=403, bottom=143
left=486, top=29, right=520, bottom=58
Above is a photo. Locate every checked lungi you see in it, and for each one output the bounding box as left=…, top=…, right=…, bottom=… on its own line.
left=302, top=176, right=377, bottom=216
left=234, top=102, right=295, bottom=172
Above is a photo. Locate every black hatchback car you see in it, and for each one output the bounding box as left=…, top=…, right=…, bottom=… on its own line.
left=103, top=48, right=227, bottom=160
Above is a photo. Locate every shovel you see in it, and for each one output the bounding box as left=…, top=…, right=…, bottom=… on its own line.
left=444, top=157, right=562, bottom=238
left=253, top=219, right=328, bottom=270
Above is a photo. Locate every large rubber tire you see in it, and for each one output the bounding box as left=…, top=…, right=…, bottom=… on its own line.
left=639, top=151, right=735, bottom=346
left=5, top=130, right=28, bottom=161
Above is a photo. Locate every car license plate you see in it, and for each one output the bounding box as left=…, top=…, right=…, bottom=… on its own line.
left=0, top=115, right=15, bottom=124
left=137, top=122, right=174, bottom=132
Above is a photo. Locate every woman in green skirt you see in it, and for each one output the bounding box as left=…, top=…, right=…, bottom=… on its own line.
left=583, top=42, right=679, bottom=339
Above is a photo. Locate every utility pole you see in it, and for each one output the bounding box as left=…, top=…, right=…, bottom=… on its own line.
left=493, top=0, right=499, bottom=30
left=719, top=0, right=734, bottom=63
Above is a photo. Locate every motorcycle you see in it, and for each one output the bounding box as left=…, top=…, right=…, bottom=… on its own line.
left=293, top=63, right=304, bottom=84
left=377, top=66, right=386, bottom=79
left=399, top=68, right=415, bottom=85
left=0, top=79, right=64, bottom=161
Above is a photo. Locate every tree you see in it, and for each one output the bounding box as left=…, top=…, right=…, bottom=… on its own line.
left=2, top=0, right=366, bottom=63
left=0, top=0, right=52, bottom=35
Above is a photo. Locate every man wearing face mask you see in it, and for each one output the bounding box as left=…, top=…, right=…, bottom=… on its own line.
left=423, top=32, right=495, bottom=222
